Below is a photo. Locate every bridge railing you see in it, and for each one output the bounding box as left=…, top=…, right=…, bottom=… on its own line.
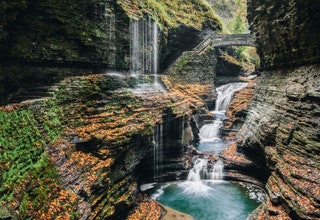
left=193, top=36, right=212, bottom=53
left=211, top=33, right=255, bottom=47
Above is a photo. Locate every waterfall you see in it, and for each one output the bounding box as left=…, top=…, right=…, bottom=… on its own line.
left=104, top=4, right=116, bottom=67
left=153, top=124, right=163, bottom=180
left=199, top=119, right=223, bottom=142
left=215, top=83, right=248, bottom=111
left=210, top=160, right=224, bottom=180
left=187, top=158, right=224, bottom=181
left=198, top=83, right=247, bottom=144
left=129, top=18, right=159, bottom=75
left=153, top=21, right=159, bottom=75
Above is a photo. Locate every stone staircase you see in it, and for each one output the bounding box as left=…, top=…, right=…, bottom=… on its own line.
left=193, top=36, right=212, bottom=54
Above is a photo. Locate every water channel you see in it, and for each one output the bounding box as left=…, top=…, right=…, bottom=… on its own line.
left=141, top=83, right=265, bottom=220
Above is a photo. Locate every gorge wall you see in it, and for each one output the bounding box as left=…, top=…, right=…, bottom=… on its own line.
left=0, top=0, right=222, bottom=105
left=0, top=0, right=222, bottom=219
left=238, top=1, right=320, bottom=219
left=0, top=0, right=130, bottom=104
left=0, top=73, right=209, bottom=219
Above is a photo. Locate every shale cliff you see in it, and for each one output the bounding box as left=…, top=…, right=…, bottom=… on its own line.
left=0, top=0, right=222, bottom=104
left=0, top=73, right=210, bottom=219
left=237, top=1, right=320, bottom=219
left=0, top=0, right=222, bottom=219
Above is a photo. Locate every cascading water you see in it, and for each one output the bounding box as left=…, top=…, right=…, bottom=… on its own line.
left=197, top=82, right=248, bottom=153
left=187, top=158, right=224, bottom=182
left=198, top=119, right=223, bottom=142
left=215, top=83, right=248, bottom=111
left=129, top=18, right=159, bottom=75
left=129, top=18, right=165, bottom=94
left=153, top=124, right=163, bottom=181
left=141, top=82, right=265, bottom=219
left=152, top=21, right=159, bottom=76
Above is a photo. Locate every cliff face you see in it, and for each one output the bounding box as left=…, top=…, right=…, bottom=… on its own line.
left=0, top=0, right=221, bottom=104
left=239, top=1, right=320, bottom=219
left=1, top=0, right=128, bottom=66
left=0, top=74, right=208, bottom=219
left=0, top=0, right=130, bottom=104
left=247, top=0, right=320, bottom=69
left=0, top=0, right=222, bottom=218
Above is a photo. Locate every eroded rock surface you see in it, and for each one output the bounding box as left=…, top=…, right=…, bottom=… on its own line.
left=237, top=66, right=320, bottom=219
left=247, top=0, right=320, bottom=68
left=239, top=1, right=320, bottom=219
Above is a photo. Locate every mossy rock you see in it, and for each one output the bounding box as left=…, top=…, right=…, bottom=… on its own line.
left=0, top=205, right=11, bottom=220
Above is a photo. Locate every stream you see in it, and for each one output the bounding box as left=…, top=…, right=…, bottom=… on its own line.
left=141, top=83, right=265, bottom=220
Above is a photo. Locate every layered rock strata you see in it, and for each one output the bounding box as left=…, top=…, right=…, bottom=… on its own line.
left=0, top=73, right=210, bottom=219
left=239, top=1, right=320, bottom=219
left=247, top=0, right=320, bottom=69
left=0, top=0, right=222, bottom=104
left=237, top=66, right=320, bottom=219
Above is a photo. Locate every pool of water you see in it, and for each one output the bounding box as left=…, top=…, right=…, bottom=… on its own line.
left=142, top=180, right=265, bottom=220
left=197, top=139, right=229, bottom=154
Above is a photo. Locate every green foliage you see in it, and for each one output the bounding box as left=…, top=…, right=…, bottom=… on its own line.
left=208, top=0, right=248, bottom=34
left=118, top=0, right=223, bottom=31
left=0, top=98, right=65, bottom=217
left=18, top=158, right=60, bottom=218
left=0, top=110, right=45, bottom=200
left=0, top=204, right=11, bottom=218
left=233, top=14, right=245, bottom=33
left=35, top=100, right=64, bottom=141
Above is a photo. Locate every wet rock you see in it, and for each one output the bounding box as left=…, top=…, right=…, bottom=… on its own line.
left=237, top=66, right=320, bottom=219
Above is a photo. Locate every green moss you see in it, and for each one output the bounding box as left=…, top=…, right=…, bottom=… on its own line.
left=35, top=100, right=64, bottom=141
left=0, top=204, right=11, bottom=218
left=117, top=0, right=223, bottom=31
left=0, top=110, right=43, bottom=197
left=54, top=77, right=101, bottom=104
left=0, top=98, right=66, bottom=217
left=18, top=158, right=60, bottom=218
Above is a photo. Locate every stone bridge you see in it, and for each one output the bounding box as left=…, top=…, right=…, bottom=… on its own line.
left=211, top=33, right=255, bottom=47
left=193, top=33, right=255, bottom=53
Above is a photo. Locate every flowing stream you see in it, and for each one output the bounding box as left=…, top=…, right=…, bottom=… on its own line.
left=197, top=82, right=248, bottom=154
left=142, top=82, right=265, bottom=220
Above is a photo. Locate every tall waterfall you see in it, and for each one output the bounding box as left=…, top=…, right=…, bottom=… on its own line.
left=153, top=124, right=163, bottom=180
left=104, top=4, right=116, bottom=66
left=187, top=158, right=224, bottom=181
left=129, top=18, right=159, bottom=75
left=215, top=83, right=248, bottom=111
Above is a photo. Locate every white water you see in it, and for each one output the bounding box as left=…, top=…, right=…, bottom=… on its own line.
left=215, top=83, right=248, bottom=111
left=193, top=83, right=248, bottom=181
left=105, top=6, right=116, bottom=66
left=199, top=119, right=223, bottom=142
left=129, top=18, right=159, bottom=75
left=129, top=18, right=165, bottom=94
left=153, top=21, right=159, bottom=76
left=140, top=81, right=264, bottom=219
left=187, top=158, right=224, bottom=182
left=198, top=82, right=248, bottom=152
left=153, top=124, right=163, bottom=180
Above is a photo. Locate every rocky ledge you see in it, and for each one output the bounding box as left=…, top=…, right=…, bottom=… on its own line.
left=237, top=65, right=320, bottom=219
left=0, top=73, right=213, bottom=219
